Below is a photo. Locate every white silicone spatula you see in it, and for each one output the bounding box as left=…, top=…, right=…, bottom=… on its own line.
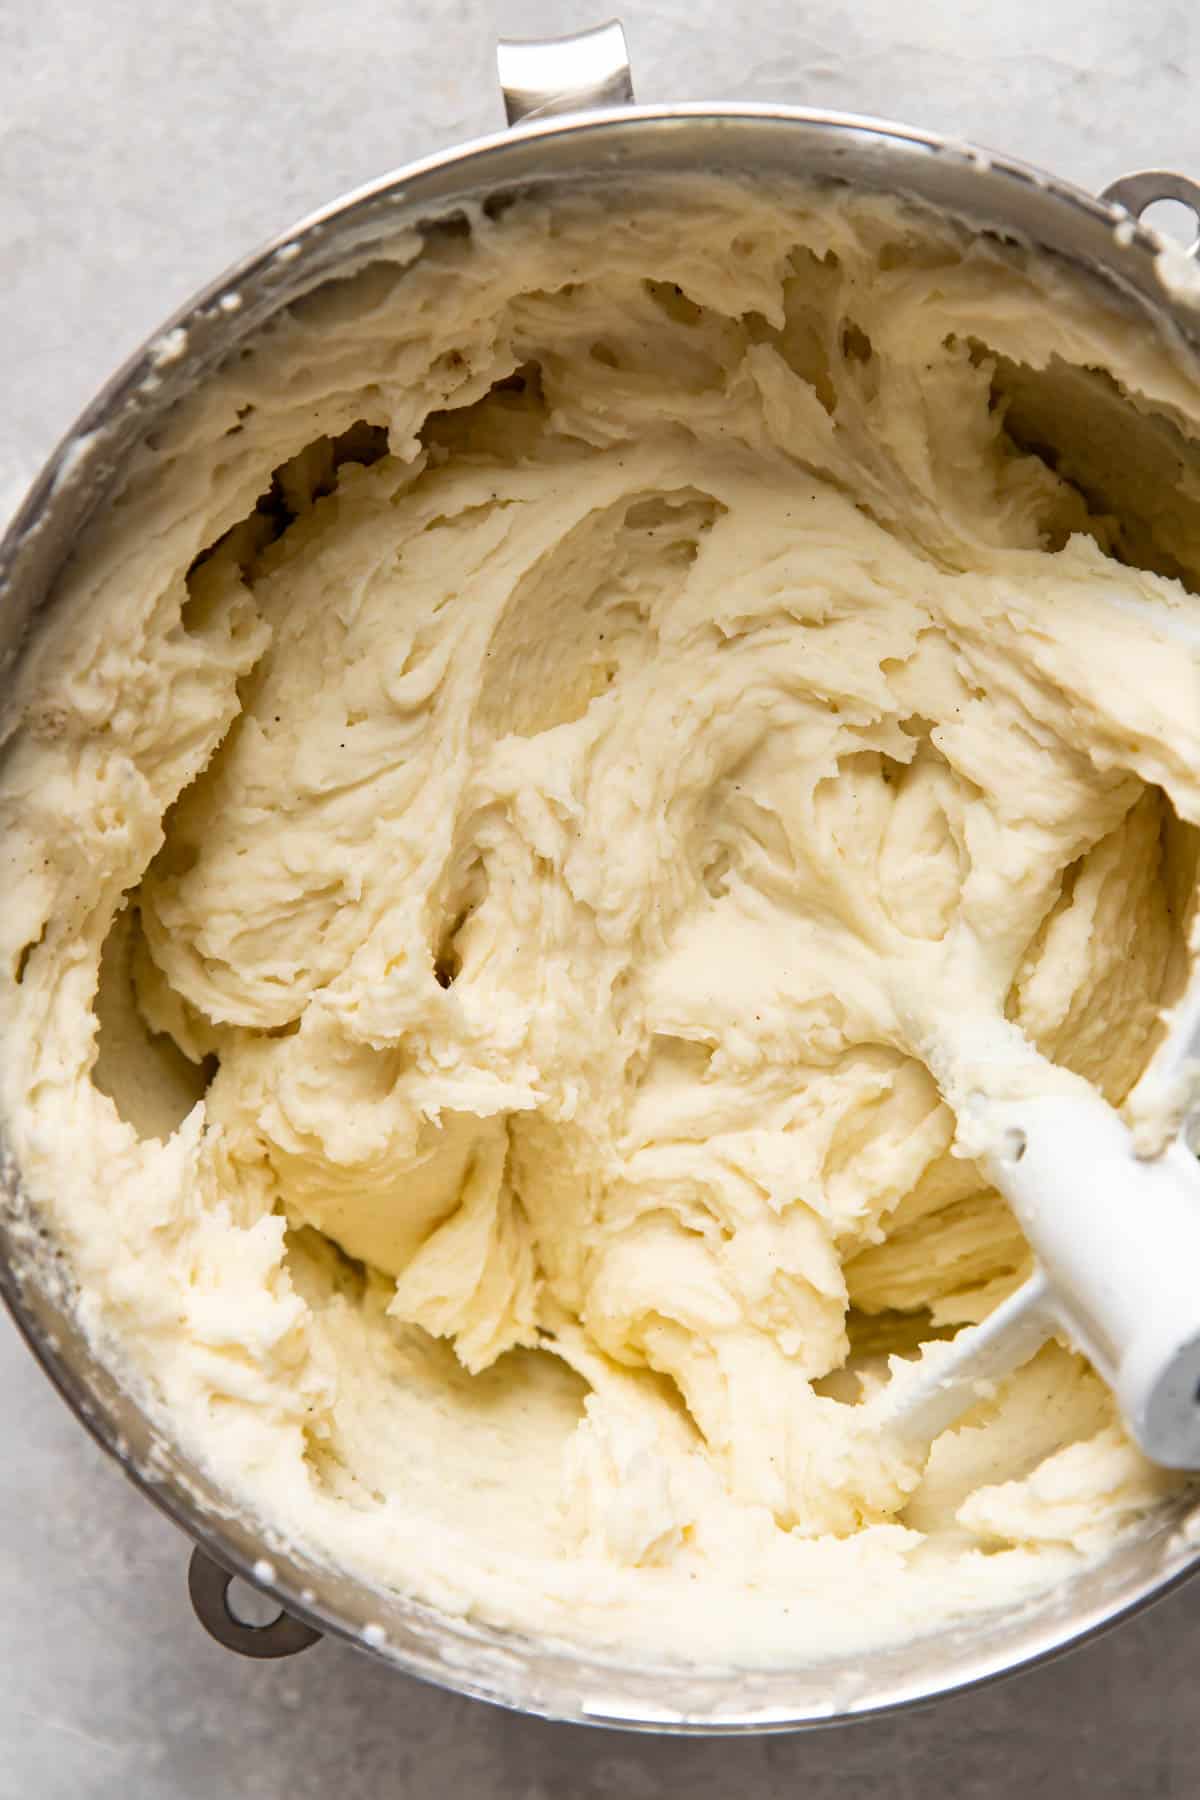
left=875, top=997, right=1200, bottom=1469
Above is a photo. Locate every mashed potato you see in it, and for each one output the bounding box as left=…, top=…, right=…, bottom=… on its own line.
left=2, top=179, right=1199, bottom=1662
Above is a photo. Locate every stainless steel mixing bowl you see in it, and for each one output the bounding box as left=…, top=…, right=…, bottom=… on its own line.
left=3, top=19, right=1200, bottom=1733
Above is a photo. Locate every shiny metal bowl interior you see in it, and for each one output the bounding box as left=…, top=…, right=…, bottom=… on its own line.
left=4, top=94, right=1200, bottom=1733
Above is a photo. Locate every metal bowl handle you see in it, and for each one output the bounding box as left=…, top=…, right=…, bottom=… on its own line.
left=497, top=20, right=633, bottom=126
left=1101, top=170, right=1200, bottom=259
left=187, top=1546, right=322, bottom=1659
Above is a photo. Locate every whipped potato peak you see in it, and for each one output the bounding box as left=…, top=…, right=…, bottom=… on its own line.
left=2, top=179, right=1198, bottom=1664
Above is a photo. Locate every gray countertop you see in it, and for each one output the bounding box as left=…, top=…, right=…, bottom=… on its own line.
left=3, top=2, right=1200, bottom=1793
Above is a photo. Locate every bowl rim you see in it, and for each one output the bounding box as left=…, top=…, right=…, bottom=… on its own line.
left=2, top=95, right=1199, bottom=1733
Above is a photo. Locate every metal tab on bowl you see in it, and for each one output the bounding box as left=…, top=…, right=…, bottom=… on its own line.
left=187, top=1547, right=322, bottom=1660
left=1101, top=169, right=1200, bottom=260
left=497, top=20, right=634, bottom=127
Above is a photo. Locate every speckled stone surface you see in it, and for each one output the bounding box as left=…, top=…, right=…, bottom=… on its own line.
left=3, top=3, right=1200, bottom=1793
